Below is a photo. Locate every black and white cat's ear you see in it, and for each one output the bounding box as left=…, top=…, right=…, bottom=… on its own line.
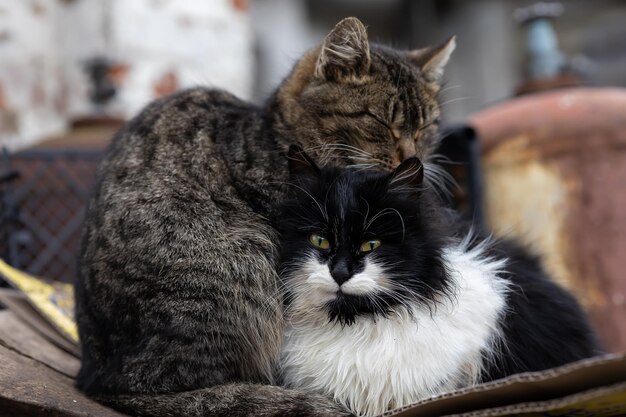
left=407, top=36, right=456, bottom=83
left=388, top=157, right=424, bottom=192
left=288, top=145, right=321, bottom=180
left=315, top=17, right=371, bottom=81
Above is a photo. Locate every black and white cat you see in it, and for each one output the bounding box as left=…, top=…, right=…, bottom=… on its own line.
left=278, top=146, right=600, bottom=417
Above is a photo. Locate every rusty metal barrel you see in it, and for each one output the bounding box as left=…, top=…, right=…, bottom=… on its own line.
left=470, top=87, right=626, bottom=353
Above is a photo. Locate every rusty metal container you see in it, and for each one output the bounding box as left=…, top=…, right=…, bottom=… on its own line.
left=470, top=88, right=626, bottom=353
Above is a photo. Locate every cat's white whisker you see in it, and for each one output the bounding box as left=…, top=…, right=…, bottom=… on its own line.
left=315, top=142, right=372, bottom=155
left=365, top=208, right=406, bottom=242
left=349, top=164, right=378, bottom=172
left=438, top=96, right=473, bottom=108
left=439, top=84, right=463, bottom=94
left=286, top=183, right=329, bottom=221
left=359, top=197, right=370, bottom=230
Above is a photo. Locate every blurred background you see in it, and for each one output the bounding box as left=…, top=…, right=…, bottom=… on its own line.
left=0, top=0, right=625, bottom=351
left=1, top=0, right=626, bottom=150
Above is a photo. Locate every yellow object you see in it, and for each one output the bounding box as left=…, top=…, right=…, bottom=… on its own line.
left=514, top=386, right=626, bottom=417
left=0, top=259, right=78, bottom=343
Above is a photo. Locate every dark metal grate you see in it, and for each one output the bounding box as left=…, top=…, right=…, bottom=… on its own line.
left=0, top=149, right=103, bottom=283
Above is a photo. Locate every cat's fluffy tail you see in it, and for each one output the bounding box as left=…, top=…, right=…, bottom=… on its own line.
left=94, top=383, right=352, bottom=417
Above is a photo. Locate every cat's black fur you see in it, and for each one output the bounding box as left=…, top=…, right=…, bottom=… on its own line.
left=279, top=146, right=600, bottom=380
left=478, top=237, right=603, bottom=379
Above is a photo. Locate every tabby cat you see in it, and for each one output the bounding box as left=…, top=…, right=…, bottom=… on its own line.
left=75, top=17, right=456, bottom=416
left=278, top=147, right=600, bottom=417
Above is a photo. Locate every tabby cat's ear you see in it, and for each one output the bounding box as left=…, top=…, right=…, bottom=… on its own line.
left=288, top=145, right=321, bottom=180
left=407, top=36, right=456, bottom=83
left=388, top=157, right=423, bottom=192
left=315, top=17, right=371, bottom=81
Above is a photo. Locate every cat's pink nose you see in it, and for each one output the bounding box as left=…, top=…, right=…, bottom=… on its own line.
left=396, top=139, right=417, bottom=162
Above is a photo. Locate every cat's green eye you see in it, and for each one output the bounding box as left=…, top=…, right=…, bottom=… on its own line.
left=360, top=239, right=381, bottom=253
left=309, top=233, right=330, bottom=250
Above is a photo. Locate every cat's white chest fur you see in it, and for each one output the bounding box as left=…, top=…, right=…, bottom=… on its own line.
left=279, top=241, right=509, bottom=417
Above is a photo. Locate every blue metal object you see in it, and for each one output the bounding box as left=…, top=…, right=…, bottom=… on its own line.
left=527, top=18, right=563, bottom=78
left=515, top=2, right=565, bottom=80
